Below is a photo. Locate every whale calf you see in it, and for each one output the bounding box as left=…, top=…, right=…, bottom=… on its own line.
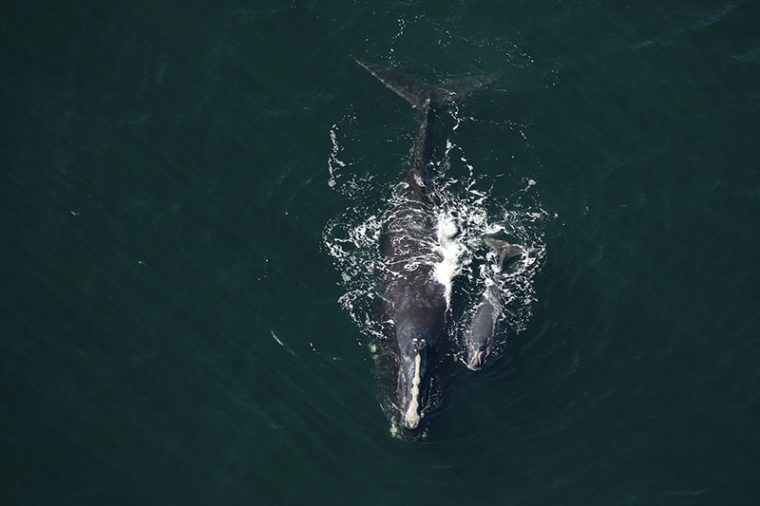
left=465, top=238, right=524, bottom=370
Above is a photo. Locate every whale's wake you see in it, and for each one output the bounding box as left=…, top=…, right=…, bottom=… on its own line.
left=323, top=111, right=549, bottom=432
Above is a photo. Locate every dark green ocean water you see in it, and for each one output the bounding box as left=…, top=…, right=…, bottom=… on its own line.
left=2, top=1, right=760, bottom=505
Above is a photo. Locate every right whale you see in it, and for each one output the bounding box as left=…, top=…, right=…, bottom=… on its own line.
left=465, top=237, right=524, bottom=370
left=354, top=57, right=498, bottom=432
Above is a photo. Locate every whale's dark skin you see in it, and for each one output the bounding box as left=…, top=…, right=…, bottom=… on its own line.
left=355, top=59, right=496, bottom=431
left=380, top=99, right=447, bottom=430
left=465, top=238, right=524, bottom=370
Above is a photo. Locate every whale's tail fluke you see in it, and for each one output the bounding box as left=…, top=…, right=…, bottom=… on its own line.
left=353, top=57, right=498, bottom=110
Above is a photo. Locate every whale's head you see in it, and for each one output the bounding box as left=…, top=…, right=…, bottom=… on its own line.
left=388, top=304, right=446, bottom=435
left=465, top=342, right=488, bottom=371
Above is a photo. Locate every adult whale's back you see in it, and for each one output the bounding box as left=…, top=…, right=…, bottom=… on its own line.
left=379, top=97, right=444, bottom=429
left=355, top=59, right=496, bottom=430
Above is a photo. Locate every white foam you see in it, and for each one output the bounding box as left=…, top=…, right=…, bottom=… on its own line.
left=327, top=123, right=346, bottom=188
left=434, top=210, right=465, bottom=310
left=270, top=331, right=284, bottom=346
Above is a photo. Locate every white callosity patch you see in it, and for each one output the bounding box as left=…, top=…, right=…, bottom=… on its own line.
left=403, top=353, right=423, bottom=428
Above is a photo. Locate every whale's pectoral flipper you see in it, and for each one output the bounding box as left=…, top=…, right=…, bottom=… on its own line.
left=483, top=237, right=524, bottom=272
left=353, top=57, right=499, bottom=110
